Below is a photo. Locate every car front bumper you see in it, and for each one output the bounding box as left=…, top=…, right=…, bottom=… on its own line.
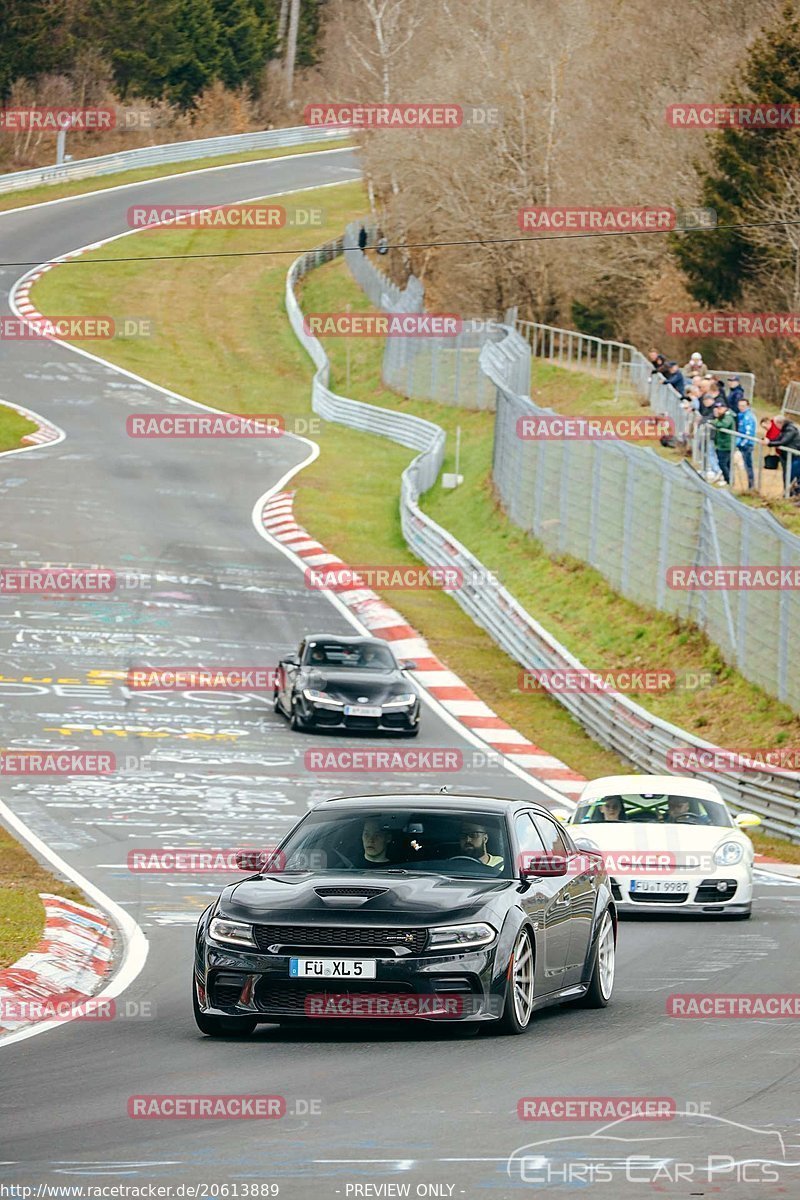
left=610, top=867, right=753, bottom=914
left=303, top=699, right=420, bottom=732
left=196, top=943, right=503, bottom=1023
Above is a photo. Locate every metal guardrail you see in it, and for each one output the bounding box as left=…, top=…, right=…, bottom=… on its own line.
left=286, top=235, right=799, bottom=840
left=0, top=124, right=349, bottom=195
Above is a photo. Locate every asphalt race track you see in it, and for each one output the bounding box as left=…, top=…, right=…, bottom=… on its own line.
left=0, top=149, right=799, bottom=1199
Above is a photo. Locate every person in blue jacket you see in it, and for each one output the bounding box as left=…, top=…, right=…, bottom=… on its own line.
left=736, top=396, right=757, bottom=490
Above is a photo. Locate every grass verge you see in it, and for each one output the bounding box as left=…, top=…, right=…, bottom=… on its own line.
left=0, top=826, right=86, bottom=969
left=0, top=138, right=353, bottom=215
left=0, top=404, right=38, bottom=453
left=28, top=186, right=798, bottom=848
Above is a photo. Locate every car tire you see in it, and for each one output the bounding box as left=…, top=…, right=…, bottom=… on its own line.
left=577, top=909, right=615, bottom=1009
left=193, top=975, right=258, bottom=1038
left=290, top=700, right=312, bottom=732
left=273, top=691, right=282, bottom=714
left=497, top=925, right=535, bottom=1035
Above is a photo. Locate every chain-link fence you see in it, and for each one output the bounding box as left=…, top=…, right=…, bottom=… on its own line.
left=485, top=329, right=800, bottom=714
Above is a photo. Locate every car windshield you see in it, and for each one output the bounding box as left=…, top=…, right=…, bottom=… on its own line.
left=571, top=793, right=733, bottom=828
left=303, top=640, right=396, bottom=672
left=271, top=807, right=513, bottom=878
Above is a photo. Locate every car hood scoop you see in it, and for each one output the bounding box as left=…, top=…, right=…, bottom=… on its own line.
left=314, top=885, right=389, bottom=908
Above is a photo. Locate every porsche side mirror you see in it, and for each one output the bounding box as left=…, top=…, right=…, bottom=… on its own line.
left=400, top=659, right=417, bottom=671
left=520, top=852, right=569, bottom=879
left=551, top=809, right=571, bottom=824
left=734, top=812, right=761, bottom=829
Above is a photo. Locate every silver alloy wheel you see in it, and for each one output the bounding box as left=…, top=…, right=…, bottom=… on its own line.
left=597, top=912, right=615, bottom=1000
left=511, top=928, right=535, bottom=1026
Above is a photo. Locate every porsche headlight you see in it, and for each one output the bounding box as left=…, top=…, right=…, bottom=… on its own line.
left=303, top=688, right=343, bottom=705
left=208, top=917, right=256, bottom=947
left=383, top=693, right=417, bottom=707
left=427, top=922, right=496, bottom=950
left=713, top=840, right=744, bottom=866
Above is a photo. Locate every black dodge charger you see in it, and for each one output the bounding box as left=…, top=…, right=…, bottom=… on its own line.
left=273, top=634, right=421, bottom=735
left=193, top=794, right=617, bottom=1036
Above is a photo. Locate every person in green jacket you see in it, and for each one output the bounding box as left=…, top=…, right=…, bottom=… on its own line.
left=711, top=399, right=737, bottom=487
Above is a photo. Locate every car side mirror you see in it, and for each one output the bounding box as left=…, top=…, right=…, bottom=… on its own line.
left=234, top=849, right=267, bottom=872
left=400, top=659, right=417, bottom=671
left=734, top=812, right=761, bottom=829
left=281, top=654, right=299, bottom=667
left=551, top=809, right=571, bottom=824
left=520, top=852, right=569, bottom=879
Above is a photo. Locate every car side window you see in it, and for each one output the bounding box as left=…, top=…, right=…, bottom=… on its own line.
left=514, top=813, right=547, bottom=856
left=533, top=815, right=569, bottom=856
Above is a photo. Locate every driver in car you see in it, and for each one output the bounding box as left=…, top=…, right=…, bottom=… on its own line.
left=359, top=644, right=381, bottom=667
left=459, top=821, right=504, bottom=868
left=309, top=645, right=326, bottom=665
left=599, top=797, right=624, bottom=822
left=360, top=818, right=393, bottom=866
left=665, top=796, right=693, bottom=823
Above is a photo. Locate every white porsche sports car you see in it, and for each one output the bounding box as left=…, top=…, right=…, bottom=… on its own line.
left=563, top=775, right=761, bottom=918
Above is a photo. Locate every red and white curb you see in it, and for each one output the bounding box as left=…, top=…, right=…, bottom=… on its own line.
left=0, top=397, right=62, bottom=452
left=262, top=491, right=586, bottom=800
left=0, top=893, right=114, bottom=1036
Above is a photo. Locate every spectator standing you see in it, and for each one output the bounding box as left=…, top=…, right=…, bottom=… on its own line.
left=357, top=225, right=368, bottom=252
left=376, top=230, right=389, bottom=255
left=683, top=351, right=707, bottom=375
left=698, top=392, right=721, bottom=479
left=711, top=399, right=737, bottom=487
left=664, top=362, right=686, bottom=396
left=727, top=375, right=745, bottom=409
left=736, top=397, right=757, bottom=490
left=768, top=415, right=800, bottom=493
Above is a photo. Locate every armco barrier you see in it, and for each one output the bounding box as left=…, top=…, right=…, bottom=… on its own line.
left=0, top=124, right=348, bottom=195
left=286, top=236, right=799, bottom=841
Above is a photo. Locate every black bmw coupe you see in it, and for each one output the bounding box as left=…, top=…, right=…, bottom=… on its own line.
left=193, top=794, right=617, bottom=1036
left=273, top=634, right=421, bottom=735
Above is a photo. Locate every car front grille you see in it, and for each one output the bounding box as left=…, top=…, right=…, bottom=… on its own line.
left=253, top=979, right=414, bottom=1015
left=252, top=924, right=428, bottom=953
left=628, top=891, right=688, bottom=904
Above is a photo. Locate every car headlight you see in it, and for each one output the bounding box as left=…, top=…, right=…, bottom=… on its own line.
left=303, top=688, right=343, bottom=705
left=427, top=922, right=496, bottom=950
left=383, top=693, right=417, bottom=707
left=713, top=840, right=744, bottom=866
left=208, top=917, right=256, bottom=947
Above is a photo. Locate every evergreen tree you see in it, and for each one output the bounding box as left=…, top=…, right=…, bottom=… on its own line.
left=214, top=0, right=271, bottom=91
left=164, top=0, right=223, bottom=108
left=674, top=3, right=800, bottom=305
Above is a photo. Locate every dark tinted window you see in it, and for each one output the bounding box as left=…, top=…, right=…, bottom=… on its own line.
left=533, top=814, right=569, bottom=856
